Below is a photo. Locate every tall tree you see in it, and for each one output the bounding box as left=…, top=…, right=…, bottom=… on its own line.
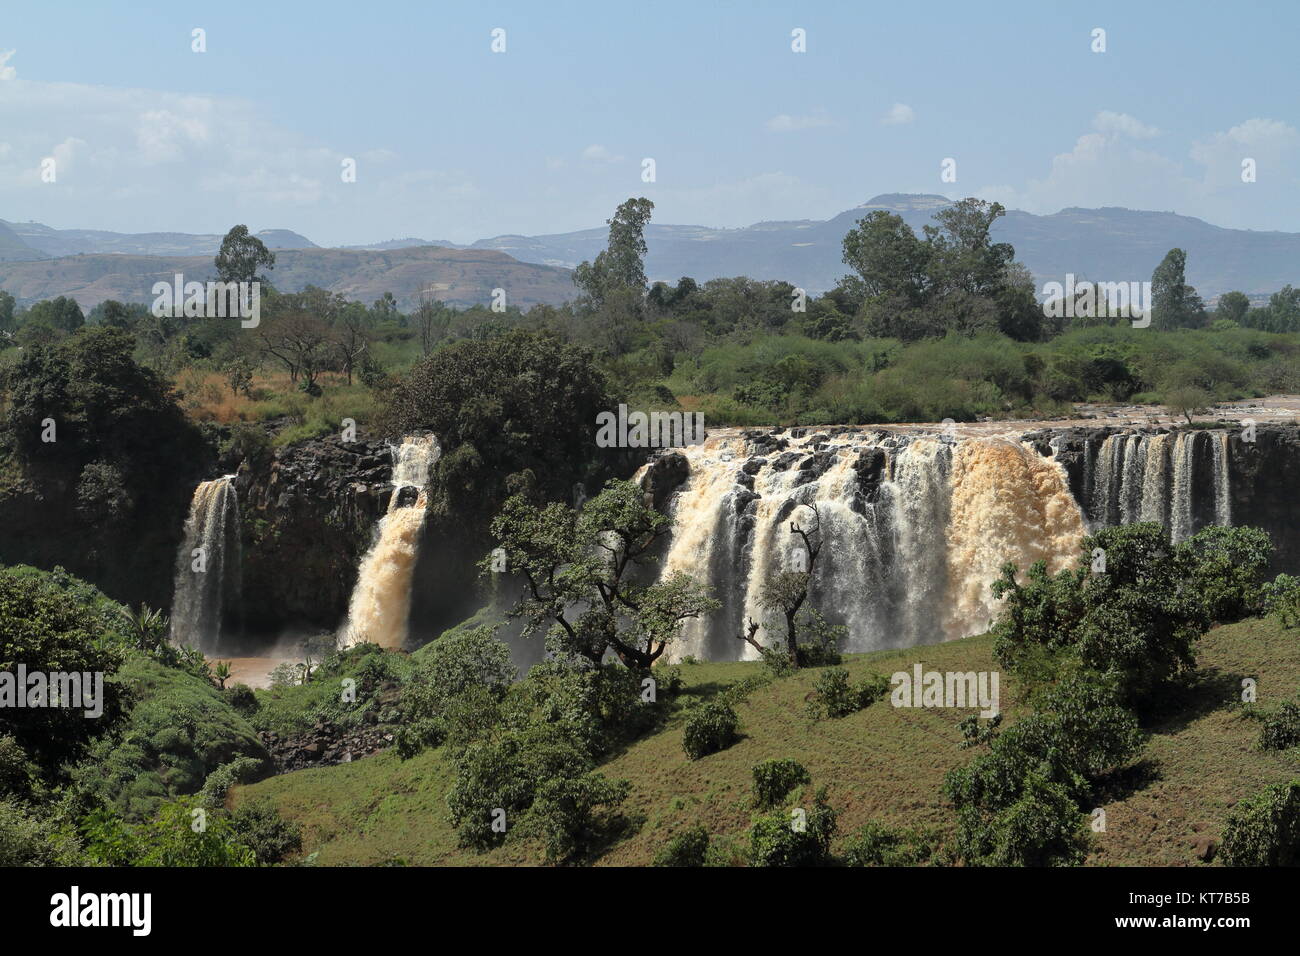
left=573, top=197, right=655, bottom=305
left=215, top=225, right=276, bottom=285
left=1150, top=248, right=1205, bottom=330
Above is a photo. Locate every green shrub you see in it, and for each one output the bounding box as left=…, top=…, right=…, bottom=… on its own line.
left=1264, top=574, right=1300, bottom=629
left=199, top=756, right=269, bottom=809
left=0, top=799, right=80, bottom=865
left=748, top=786, right=837, bottom=867
left=842, top=821, right=942, bottom=867
left=81, top=796, right=256, bottom=867
left=653, top=824, right=712, bottom=867
left=944, top=671, right=1142, bottom=866
left=1179, top=525, right=1273, bottom=622
left=1257, top=701, right=1300, bottom=752
left=526, top=772, right=630, bottom=864
left=806, top=667, right=889, bottom=720
left=751, top=758, right=811, bottom=809
left=1221, top=780, right=1300, bottom=866
left=682, top=700, right=739, bottom=760
left=230, top=799, right=302, bottom=864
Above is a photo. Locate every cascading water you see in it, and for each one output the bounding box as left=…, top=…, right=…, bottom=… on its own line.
left=339, top=434, right=440, bottom=650
left=1089, top=429, right=1232, bottom=542
left=655, top=429, right=1087, bottom=661
left=170, top=475, right=241, bottom=654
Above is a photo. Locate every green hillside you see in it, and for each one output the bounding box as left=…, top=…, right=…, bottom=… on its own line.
left=233, top=616, right=1300, bottom=866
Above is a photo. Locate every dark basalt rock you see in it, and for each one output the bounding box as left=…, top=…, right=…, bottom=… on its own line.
left=639, top=450, right=690, bottom=512
left=852, top=447, right=889, bottom=503
left=238, top=433, right=394, bottom=634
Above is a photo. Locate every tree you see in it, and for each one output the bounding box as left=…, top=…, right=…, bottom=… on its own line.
left=573, top=197, right=655, bottom=305
left=215, top=225, right=276, bottom=285
left=1215, top=290, right=1251, bottom=325
left=839, top=210, right=930, bottom=306
left=485, top=479, right=719, bottom=669
left=24, top=296, right=85, bottom=334
left=1150, top=248, right=1205, bottom=330
left=413, top=291, right=451, bottom=356
left=333, top=303, right=372, bottom=384
left=1165, top=385, right=1212, bottom=423
left=0, top=290, right=15, bottom=332
left=254, top=312, right=336, bottom=389
left=736, top=504, right=826, bottom=668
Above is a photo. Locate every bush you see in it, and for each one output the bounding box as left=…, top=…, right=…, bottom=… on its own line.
left=224, top=683, right=259, bottom=716
left=199, top=756, right=269, bottom=809
left=682, top=700, right=739, bottom=761
left=806, top=667, right=889, bottom=720
left=842, top=821, right=942, bottom=867
left=230, top=799, right=302, bottom=864
left=1221, top=780, right=1300, bottom=866
left=653, top=824, right=712, bottom=867
left=751, top=758, right=811, bottom=809
left=748, top=786, right=837, bottom=867
left=526, top=772, right=629, bottom=864
left=81, top=796, right=256, bottom=867
left=1257, top=700, right=1300, bottom=752
left=0, top=799, right=80, bottom=865
left=991, top=524, right=1210, bottom=709
left=1179, top=525, right=1273, bottom=622
left=944, top=671, right=1142, bottom=866
left=1264, top=574, right=1300, bottom=629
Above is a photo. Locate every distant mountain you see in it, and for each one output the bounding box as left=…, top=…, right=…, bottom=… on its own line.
left=0, top=246, right=574, bottom=311
left=0, top=221, right=44, bottom=262
left=0, top=221, right=318, bottom=258
left=7, top=196, right=1298, bottom=310
left=465, top=194, right=1300, bottom=299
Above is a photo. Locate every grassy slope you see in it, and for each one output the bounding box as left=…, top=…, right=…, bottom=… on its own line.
left=233, top=618, right=1300, bottom=866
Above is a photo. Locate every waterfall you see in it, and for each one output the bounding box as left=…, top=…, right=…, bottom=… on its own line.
left=170, top=475, right=241, bottom=654
left=1088, top=429, right=1233, bottom=542
left=654, top=430, right=1086, bottom=661
left=944, top=439, right=1085, bottom=640
left=339, top=434, right=440, bottom=651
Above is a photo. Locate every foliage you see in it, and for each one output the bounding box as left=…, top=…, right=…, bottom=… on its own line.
left=990, top=523, right=1212, bottom=708
left=1263, top=574, right=1300, bottom=629
left=682, top=699, right=739, bottom=761
left=230, top=798, right=302, bottom=864
left=841, top=820, right=943, bottom=867
left=805, top=667, right=889, bottom=720
left=653, top=823, right=712, bottom=867
left=751, top=758, right=811, bottom=809
left=748, top=785, right=837, bottom=867
left=81, top=796, right=257, bottom=867
left=1220, top=780, right=1300, bottom=866
left=944, top=671, right=1142, bottom=866
left=525, top=771, right=630, bottom=864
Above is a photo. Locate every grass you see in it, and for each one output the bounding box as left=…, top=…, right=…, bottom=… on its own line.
left=233, top=617, right=1300, bottom=866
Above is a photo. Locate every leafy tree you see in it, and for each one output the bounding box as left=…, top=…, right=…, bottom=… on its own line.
left=944, top=672, right=1142, bottom=866
left=1150, top=248, right=1206, bottom=330
left=0, top=289, right=14, bottom=331
left=653, top=823, right=712, bottom=866
left=1220, top=780, right=1300, bottom=866
left=990, top=523, right=1210, bottom=708
left=486, top=479, right=718, bottom=669
left=1215, top=290, right=1251, bottom=325
left=573, top=197, right=655, bottom=305
left=24, top=296, right=85, bottom=334
left=215, top=224, right=276, bottom=285
left=751, top=758, right=811, bottom=809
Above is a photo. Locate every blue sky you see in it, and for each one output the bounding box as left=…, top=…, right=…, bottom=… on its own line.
left=2, top=0, right=1297, bottom=245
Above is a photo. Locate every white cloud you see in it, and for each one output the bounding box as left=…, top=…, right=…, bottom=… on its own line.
left=765, top=112, right=833, bottom=133
left=0, top=50, right=16, bottom=81
left=581, top=144, right=624, bottom=164
left=1092, top=110, right=1159, bottom=139
left=881, top=103, right=915, bottom=126
left=976, top=111, right=1300, bottom=231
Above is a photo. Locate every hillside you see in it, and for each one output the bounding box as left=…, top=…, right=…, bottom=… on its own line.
left=233, top=616, right=1300, bottom=866
left=0, top=246, right=577, bottom=311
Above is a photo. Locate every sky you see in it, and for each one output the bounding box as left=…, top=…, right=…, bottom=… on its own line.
left=2, top=0, right=1298, bottom=246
